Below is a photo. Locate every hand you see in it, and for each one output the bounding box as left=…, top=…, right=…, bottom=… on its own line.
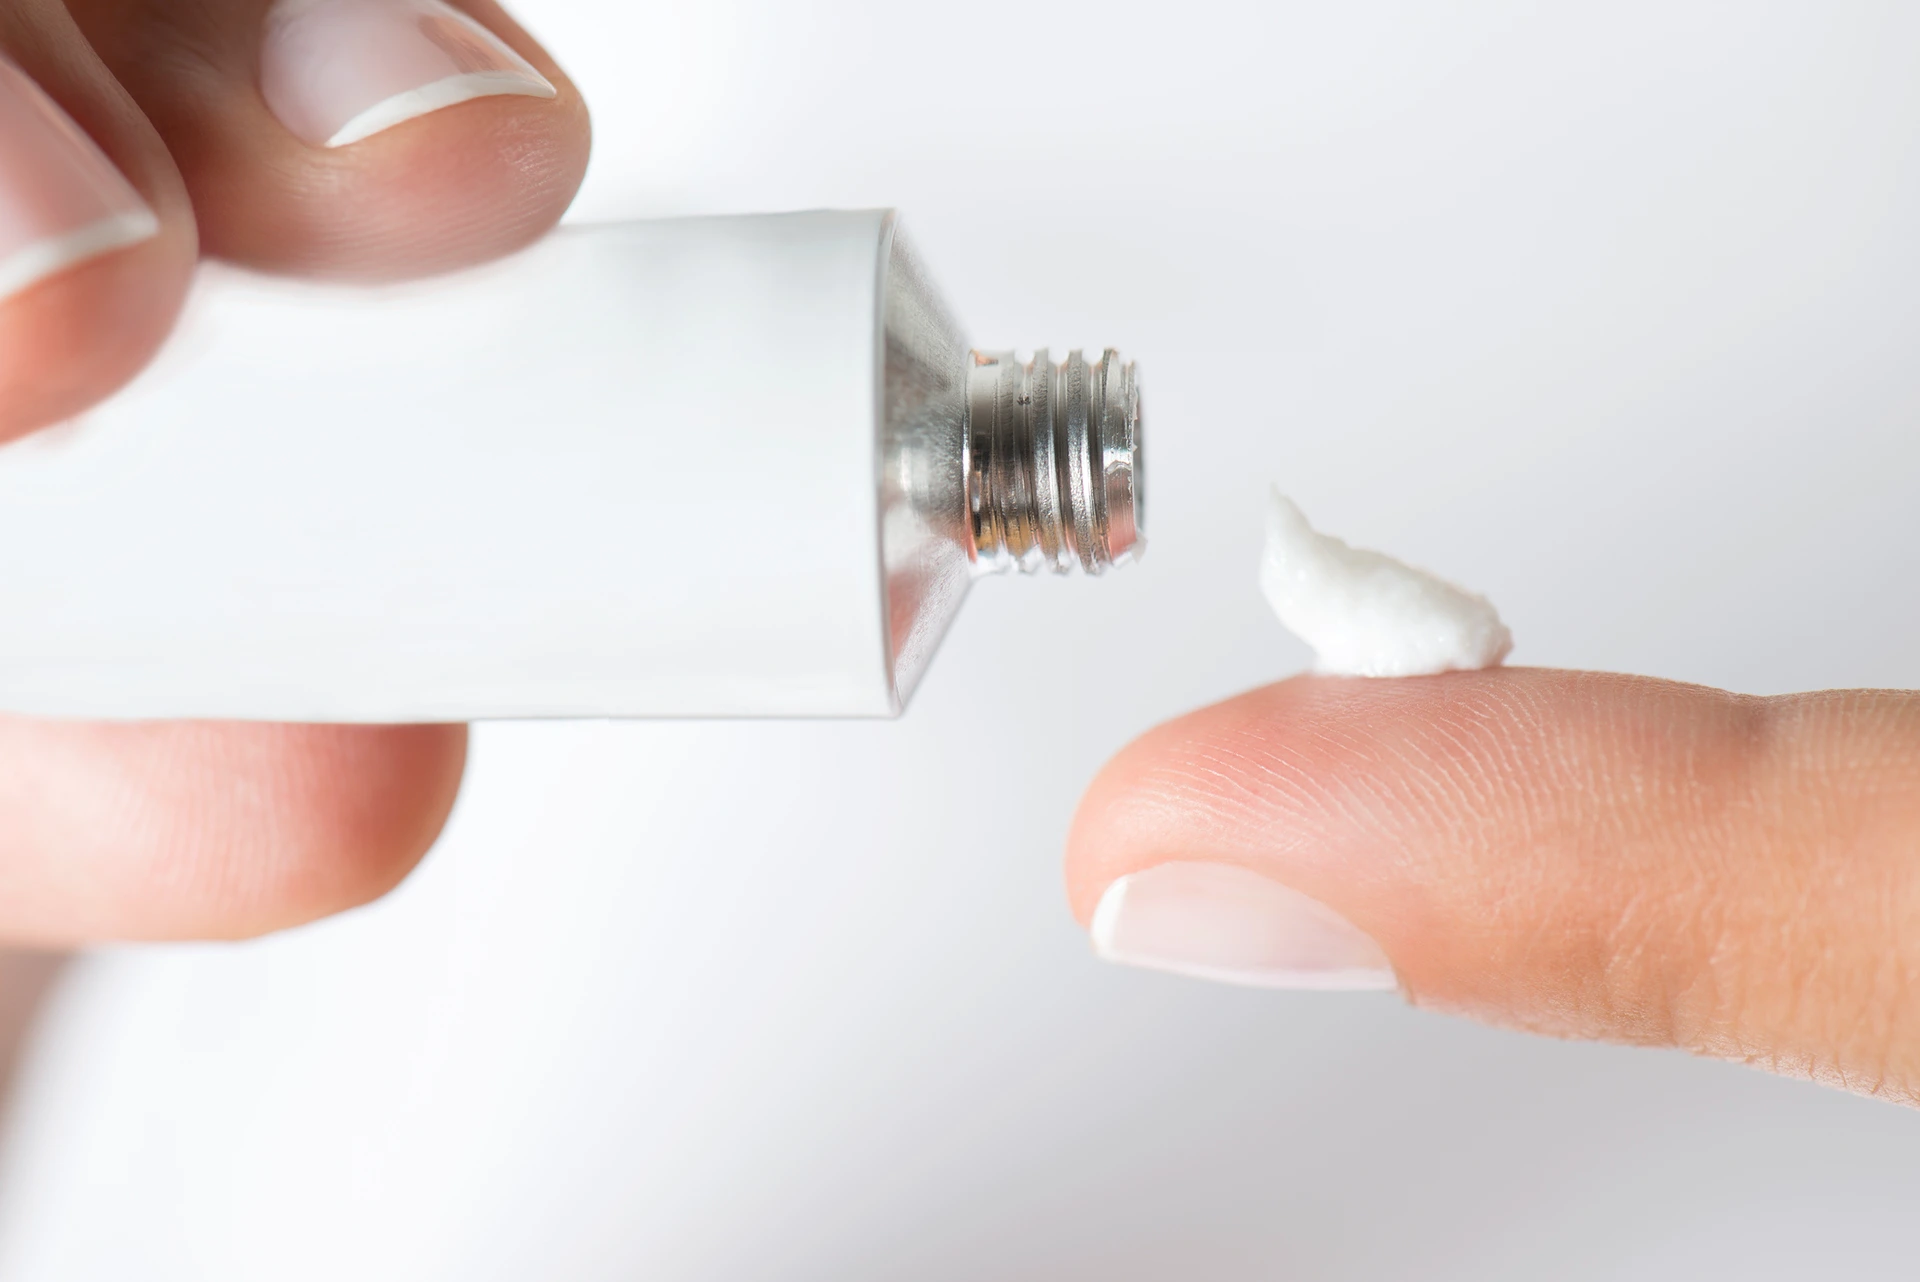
left=1069, top=669, right=1920, bottom=1105
left=0, top=0, right=587, bottom=941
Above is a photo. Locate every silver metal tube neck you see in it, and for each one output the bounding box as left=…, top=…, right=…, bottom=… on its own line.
left=965, top=348, right=1144, bottom=574
left=876, top=221, right=1149, bottom=707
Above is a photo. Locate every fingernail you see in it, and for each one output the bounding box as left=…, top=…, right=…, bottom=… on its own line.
left=1090, top=862, right=1397, bottom=991
left=261, top=0, right=557, bottom=149
left=0, top=60, right=158, bottom=304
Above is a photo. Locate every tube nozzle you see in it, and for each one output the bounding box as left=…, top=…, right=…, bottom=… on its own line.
left=965, top=348, right=1144, bottom=574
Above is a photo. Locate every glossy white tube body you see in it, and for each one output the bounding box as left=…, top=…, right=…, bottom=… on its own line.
left=0, top=211, right=942, bottom=720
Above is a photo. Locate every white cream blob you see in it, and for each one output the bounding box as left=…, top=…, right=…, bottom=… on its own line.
left=1260, top=489, right=1512, bottom=677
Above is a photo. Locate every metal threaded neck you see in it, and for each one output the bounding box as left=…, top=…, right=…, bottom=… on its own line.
left=964, top=348, right=1144, bottom=574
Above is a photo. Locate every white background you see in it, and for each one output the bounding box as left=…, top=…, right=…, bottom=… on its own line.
left=6, top=0, right=1920, bottom=1276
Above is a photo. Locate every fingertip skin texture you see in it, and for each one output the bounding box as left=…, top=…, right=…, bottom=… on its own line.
left=1068, top=670, right=1920, bottom=1103
left=0, top=721, right=468, bottom=943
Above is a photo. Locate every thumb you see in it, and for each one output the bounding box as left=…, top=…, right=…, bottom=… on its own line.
left=1067, top=670, right=1920, bottom=1104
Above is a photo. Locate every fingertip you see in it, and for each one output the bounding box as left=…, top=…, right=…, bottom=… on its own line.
left=0, top=42, right=195, bottom=440
left=0, top=720, right=468, bottom=943
left=203, top=723, right=469, bottom=938
left=93, top=0, right=593, bottom=279
left=204, top=61, right=591, bottom=277
left=0, top=219, right=192, bottom=442
left=1067, top=670, right=1677, bottom=932
left=1066, top=677, right=1350, bottom=926
left=1067, top=713, right=1199, bottom=926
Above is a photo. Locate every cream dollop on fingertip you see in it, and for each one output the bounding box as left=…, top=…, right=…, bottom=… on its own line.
left=1259, top=487, right=1512, bottom=678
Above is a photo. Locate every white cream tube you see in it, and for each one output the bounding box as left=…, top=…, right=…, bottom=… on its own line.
left=0, top=212, right=939, bottom=721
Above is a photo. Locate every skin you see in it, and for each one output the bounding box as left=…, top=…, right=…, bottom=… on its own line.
left=1069, top=670, right=1920, bottom=1105
left=0, top=0, right=587, bottom=944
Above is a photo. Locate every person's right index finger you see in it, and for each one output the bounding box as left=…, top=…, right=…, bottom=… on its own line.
left=1067, top=668, right=1920, bottom=1105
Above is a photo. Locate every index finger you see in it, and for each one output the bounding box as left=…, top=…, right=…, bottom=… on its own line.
left=1068, top=669, right=1920, bottom=1103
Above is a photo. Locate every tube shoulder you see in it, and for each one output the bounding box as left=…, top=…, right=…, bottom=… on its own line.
left=876, top=221, right=975, bottom=712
